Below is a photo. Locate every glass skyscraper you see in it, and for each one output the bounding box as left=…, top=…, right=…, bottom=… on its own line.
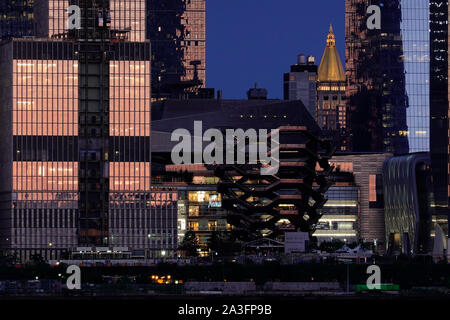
left=430, top=0, right=449, bottom=233
left=401, top=0, right=430, bottom=153
left=346, top=0, right=409, bottom=154
left=346, top=0, right=432, bottom=153
left=346, top=0, right=449, bottom=233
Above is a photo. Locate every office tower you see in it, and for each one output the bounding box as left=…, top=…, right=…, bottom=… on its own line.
left=283, top=54, right=318, bottom=118
left=400, top=0, right=430, bottom=153
left=48, top=0, right=147, bottom=40
left=0, top=0, right=172, bottom=262
left=147, top=0, right=206, bottom=99
left=316, top=25, right=348, bottom=151
left=345, top=0, right=408, bottom=154
left=430, top=0, right=450, bottom=234
left=48, top=0, right=206, bottom=99
left=347, top=0, right=447, bottom=233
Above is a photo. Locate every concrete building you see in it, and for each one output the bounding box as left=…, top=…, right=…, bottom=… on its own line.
left=314, top=153, right=392, bottom=253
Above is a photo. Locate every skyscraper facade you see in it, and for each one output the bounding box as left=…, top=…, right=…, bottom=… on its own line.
left=345, top=0, right=408, bottom=154
left=316, top=25, right=348, bottom=151
left=0, top=0, right=171, bottom=262
left=346, top=0, right=448, bottom=233
left=346, top=0, right=431, bottom=154
left=147, top=0, right=206, bottom=99
left=430, top=0, right=450, bottom=233
left=400, top=0, right=430, bottom=153
left=283, top=54, right=318, bottom=119
left=29, top=0, right=206, bottom=99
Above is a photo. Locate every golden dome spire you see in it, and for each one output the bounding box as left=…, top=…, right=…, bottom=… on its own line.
left=327, top=24, right=335, bottom=47
left=318, top=24, right=345, bottom=82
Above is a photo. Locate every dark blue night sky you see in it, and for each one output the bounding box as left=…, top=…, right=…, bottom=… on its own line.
left=207, top=0, right=345, bottom=99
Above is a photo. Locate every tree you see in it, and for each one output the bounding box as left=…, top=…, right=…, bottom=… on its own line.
left=179, top=231, right=200, bottom=257
left=208, top=231, right=242, bottom=257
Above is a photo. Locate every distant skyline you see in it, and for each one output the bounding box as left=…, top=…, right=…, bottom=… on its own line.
left=207, top=0, right=345, bottom=99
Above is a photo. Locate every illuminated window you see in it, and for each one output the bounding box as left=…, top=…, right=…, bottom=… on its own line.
left=369, top=174, right=377, bottom=202
left=188, top=221, right=199, bottom=231
left=208, top=220, right=217, bottom=231
left=188, top=206, right=199, bottom=217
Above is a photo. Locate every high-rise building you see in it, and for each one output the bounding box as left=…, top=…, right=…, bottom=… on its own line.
left=1, top=1, right=206, bottom=99
left=346, top=0, right=448, bottom=234
left=400, top=0, right=430, bottom=153
left=345, top=0, right=408, bottom=154
left=430, top=0, right=450, bottom=234
left=28, top=0, right=206, bottom=99
left=316, top=25, right=348, bottom=151
left=0, top=0, right=172, bottom=262
left=346, top=0, right=431, bottom=154
left=147, top=0, right=206, bottom=99
left=283, top=54, right=318, bottom=118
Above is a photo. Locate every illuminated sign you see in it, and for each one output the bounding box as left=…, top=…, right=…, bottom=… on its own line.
left=208, top=194, right=221, bottom=208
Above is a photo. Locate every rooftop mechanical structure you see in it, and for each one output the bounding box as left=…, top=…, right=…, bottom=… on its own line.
left=215, top=126, right=335, bottom=241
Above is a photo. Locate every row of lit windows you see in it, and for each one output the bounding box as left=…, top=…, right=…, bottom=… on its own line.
left=187, top=220, right=219, bottom=232
left=12, top=162, right=151, bottom=192
left=13, top=59, right=151, bottom=136
left=49, top=0, right=147, bottom=41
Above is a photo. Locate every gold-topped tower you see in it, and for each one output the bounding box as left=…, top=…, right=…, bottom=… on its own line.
left=318, top=24, right=346, bottom=82
left=316, top=24, right=348, bottom=151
